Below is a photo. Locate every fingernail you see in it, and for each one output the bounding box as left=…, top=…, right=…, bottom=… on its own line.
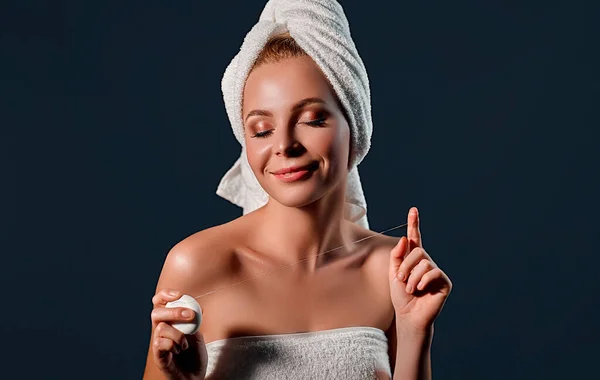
left=417, top=281, right=423, bottom=290
left=397, top=272, right=405, bottom=282
left=169, top=290, right=179, bottom=296
left=406, top=284, right=413, bottom=293
left=182, top=339, right=189, bottom=351
left=182, top=309, right=193, bottom=319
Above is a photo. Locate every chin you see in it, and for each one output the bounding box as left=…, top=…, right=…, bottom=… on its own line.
left=272, top=193, right=324, bottom=209
left=252, top=161, right=347, bottom=209
left=263, top=173, right=344, bottom=210
left=266, top=183, right=325, bottom=209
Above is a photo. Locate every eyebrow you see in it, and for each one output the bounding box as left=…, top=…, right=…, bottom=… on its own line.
left=244, top=97, right=326, bottom=123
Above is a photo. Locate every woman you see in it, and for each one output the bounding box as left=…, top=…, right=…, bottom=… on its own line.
left=143, top=1, right=451, bottom=379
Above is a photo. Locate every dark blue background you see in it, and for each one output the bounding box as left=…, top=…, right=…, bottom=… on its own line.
left=2, top=0, right=597, bottom=378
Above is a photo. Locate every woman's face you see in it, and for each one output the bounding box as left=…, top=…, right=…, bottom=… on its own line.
left=242, top=55, right=351, bottom=209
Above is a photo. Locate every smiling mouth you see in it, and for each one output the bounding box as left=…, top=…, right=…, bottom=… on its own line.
left=271, top=162, right=318, bottom=182
left=272, top=161, right=319, bottom=175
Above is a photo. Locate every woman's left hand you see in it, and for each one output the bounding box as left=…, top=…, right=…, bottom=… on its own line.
left=389, top=207, right=452, bottom=334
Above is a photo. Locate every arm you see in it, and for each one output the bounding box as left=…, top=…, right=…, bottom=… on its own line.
left=142, top=243, right=198, bottom=380
left=387, top=208, right=452, bottom=379
left=143, top=231, right=224, bottom=380
left=143, top=339, right=168, bottom=380
left=387, top=319, right=433, bottom=380
left=386, top=318, right=433, bottom=380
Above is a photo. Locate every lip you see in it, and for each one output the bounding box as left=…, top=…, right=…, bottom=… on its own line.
left=272, top=163, right=316, bottom=175
left=271, top=162, right=318, bottom=183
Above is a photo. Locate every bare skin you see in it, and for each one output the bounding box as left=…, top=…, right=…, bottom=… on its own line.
left=143, top=210, right=400, bottom=379
left=143, top=55, right=448, bottom=379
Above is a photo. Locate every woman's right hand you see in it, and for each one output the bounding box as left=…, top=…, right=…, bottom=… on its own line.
left=151, top=289, right=208, bottom=380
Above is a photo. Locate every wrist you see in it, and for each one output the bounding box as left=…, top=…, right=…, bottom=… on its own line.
left=392, top=322, right=433, bottom=380
left=395, top=321, right=434, bottom=343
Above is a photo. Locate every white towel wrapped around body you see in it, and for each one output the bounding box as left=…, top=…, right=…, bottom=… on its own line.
left=204, top=326, right=391, bottom=379
left=216, top=0, right=373, bottom=228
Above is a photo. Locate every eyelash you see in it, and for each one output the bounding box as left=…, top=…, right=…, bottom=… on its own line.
left=304, top=117, right=326, bottom=127
left=252, top=130, right=273, bottom=138
left=251, top=118, right=327, bottom=139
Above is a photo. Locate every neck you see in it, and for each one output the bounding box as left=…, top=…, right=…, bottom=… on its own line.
left=256, top=183, right=354, bottom=272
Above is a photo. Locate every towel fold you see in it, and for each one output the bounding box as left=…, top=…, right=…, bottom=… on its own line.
left=205, top=326, right=391, bottom=379
left=216, top=0, right=373, bottom=228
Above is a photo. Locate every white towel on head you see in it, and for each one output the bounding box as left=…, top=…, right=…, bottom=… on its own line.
left=216, top=0, right=372, bottom=228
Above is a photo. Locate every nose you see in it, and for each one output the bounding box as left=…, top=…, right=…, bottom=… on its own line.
left=274, top=129, right=305, bottom=157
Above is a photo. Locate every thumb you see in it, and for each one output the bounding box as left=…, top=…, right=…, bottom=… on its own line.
left=389, top=236, right=407, bottom=282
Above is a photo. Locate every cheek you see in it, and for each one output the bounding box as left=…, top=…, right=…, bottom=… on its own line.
left=308, top=126, right=350, bottom=170
left=327, top=126, right=350, bottom=166
left=245, top=140, right=272, bottom=173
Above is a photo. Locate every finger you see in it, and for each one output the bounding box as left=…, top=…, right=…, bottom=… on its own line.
left=398, top=247, right=427, bottom=283
left=390, top=237, right=407, bottom=281
left=407, top=207, right=422, bottom=249
left=151, top=306, right=196, bottom=327
left=154, top=336, right=176, bottom=358
left=153, top=337, right=177, bottom=370
left=152, top=289, right=183, bottom=307
left=396, top=236, right=411, bottom=282
left=416, top=268, right=447, bottom=291
left=155, top=322, right=189, bottom=354
left=405, top=259, right=434, bottom=294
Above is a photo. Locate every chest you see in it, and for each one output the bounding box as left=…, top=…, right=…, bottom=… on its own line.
left=199, top=252, right=394, bottom=344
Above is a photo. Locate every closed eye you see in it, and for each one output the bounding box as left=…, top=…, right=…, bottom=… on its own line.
left=303, top=117, right=327, bottom=127
left=252, top=130, right=273, bottom=138
left=251, top=117, right=326, bottom=138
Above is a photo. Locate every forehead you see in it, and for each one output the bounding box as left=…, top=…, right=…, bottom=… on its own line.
left=242, top=56, right=338, bottom=113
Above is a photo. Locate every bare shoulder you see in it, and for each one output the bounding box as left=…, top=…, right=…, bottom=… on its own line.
left=347, top=222, right=400, bottom=285
left=154, top=218, right=248, bottom=295
left=370, top=233, right=400, bottom=254
left=351, top=223, right=400, bottom=261
left=348, top=224, right=400, bottom=335
left=368, top=234, right=398, bottom=276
